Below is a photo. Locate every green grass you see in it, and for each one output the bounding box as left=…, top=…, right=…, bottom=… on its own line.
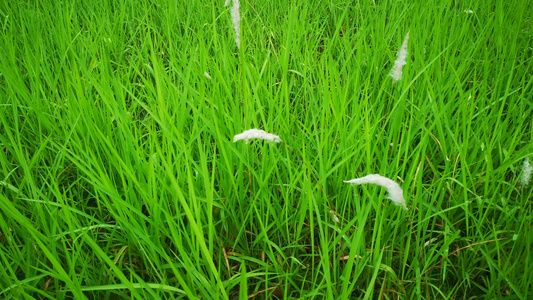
left=1, top=0, right=532, bottom=299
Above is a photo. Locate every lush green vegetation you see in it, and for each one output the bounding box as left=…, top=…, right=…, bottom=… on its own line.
left=1, top=0, right=532, bottom=298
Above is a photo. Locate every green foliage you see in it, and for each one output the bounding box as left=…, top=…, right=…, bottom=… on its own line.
left=0, top=0, right=532, bottom=298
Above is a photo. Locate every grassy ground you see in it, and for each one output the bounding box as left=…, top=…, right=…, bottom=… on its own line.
left=1, top=0, right=532, bottom=299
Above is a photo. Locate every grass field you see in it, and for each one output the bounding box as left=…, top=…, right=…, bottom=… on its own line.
left=1, top=0, right=532, bottom=299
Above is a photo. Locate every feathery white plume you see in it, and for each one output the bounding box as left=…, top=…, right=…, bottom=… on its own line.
left=233, top=129, right=282, bottom=143
left=389, top=32, right=410, bottom=82
left=224, top=0, right=230, bottom=6
left=231, top=0, right=240, bottom=49
left=344, top=174, right=407, bottom=210
left=520, top=158, right=532, bottom=186
left=204, top=71, right=212, bottom=80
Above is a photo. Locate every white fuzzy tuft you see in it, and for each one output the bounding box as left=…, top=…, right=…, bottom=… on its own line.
left=204, top=72, right=212, bottom=80
left=224, top=0, right=231, bottom=7
left=233, top=129, right=282, bottom=143
left=231, top=0, right=240, bottom=49
left=344, top=174, right=407, bottom=210
left=389, top=32, right=410, bottom=82
left=520, top=158, right=532, bottom=186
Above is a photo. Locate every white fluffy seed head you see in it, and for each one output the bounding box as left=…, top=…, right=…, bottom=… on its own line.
left=344, top=174, right=407, bottom=210
left=389, top=32, right=410, bottom=82
left=233, top=129, right=282, bottom=143
left=520, top=158, right=532, bottom=186
left=224, top=0, right=230, bottom=7
left=231, top=0, right=240, bottom=49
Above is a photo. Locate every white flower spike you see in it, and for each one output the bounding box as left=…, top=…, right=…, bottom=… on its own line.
left=390, top=32, right=410, bottom=82
left=344, top=174, right=407, bottom=210
left=520, top=158, right=532, bottom=186
left=233, top=129, right=282, bottom=143
left=231, top=0, right=240, bottom=49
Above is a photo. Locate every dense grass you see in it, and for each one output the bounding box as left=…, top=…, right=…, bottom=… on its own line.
left=1, top=0, right=532, bottom=298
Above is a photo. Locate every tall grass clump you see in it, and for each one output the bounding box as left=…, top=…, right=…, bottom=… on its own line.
left=0, top=0, right=532, bottom=299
